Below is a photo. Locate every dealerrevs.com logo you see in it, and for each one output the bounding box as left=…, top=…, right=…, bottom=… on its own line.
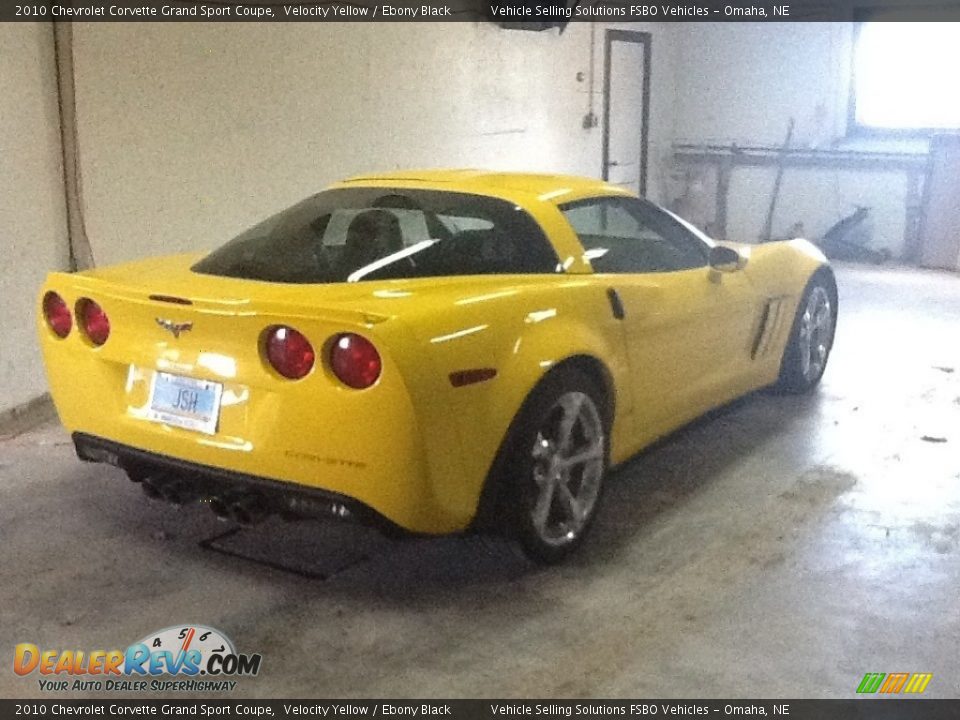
left=14, top=625, right=262, bottom=693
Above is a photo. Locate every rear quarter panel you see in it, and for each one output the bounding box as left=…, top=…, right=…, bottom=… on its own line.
left=373, top=276, right=632, bottom=530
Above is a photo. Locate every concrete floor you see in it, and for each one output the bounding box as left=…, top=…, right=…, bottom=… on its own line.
left=2, top=264, right=958, bottom=699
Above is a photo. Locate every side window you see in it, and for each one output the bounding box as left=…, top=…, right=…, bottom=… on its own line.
left=561, top=197, right=707, bottom=273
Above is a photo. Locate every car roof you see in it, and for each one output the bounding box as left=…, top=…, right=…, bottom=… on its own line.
left=339, top=169, right=631, bottom=204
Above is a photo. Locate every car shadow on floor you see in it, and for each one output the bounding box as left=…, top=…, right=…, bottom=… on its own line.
left=177, top=388, right=822, bottom=596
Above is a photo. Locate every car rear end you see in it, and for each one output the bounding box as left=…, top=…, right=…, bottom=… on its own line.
left=37, top=260, right=458, bottom=534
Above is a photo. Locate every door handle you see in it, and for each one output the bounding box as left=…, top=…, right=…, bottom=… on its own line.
left=606, top=288, right=625, bottom=320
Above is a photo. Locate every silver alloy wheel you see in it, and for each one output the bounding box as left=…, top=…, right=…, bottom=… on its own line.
left=529, top=391, right=605, bottom=547
left=798, top=285, right=833, bottom=382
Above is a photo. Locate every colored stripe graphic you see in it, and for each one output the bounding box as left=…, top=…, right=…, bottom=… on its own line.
left=857, top=672, right=932, bottom=694
left=879, top=672, right=910, bottom=693
left=857, top=673, right=885, bottom=694
left=904, top=673, right=933, bottom=694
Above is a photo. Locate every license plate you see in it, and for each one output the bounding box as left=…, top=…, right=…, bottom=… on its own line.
left=146, top=372, right=223, bottom=435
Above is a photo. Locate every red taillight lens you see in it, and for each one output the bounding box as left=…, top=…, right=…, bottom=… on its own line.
left=329, top=333, right=382, bottom=389
left=265, top=326, right=315, bottom=380
left=77, top=299, right=110, bottom=346
left=43, top=291, right=72, bottom=338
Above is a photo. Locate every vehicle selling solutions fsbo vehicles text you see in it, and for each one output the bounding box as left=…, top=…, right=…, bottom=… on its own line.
left=487, top=4, right=712, bottom=18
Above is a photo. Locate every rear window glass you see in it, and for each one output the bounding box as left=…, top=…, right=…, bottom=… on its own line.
left=192, top=188, right=560, bottom=283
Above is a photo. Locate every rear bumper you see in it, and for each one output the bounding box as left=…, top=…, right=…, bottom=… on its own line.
left=72, top=432, right=405, bottom=534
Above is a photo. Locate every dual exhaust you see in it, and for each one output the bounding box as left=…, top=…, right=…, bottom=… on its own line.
left=208, top=492, right=269, bottom=526
left=138, top=473, right=268, bottom=527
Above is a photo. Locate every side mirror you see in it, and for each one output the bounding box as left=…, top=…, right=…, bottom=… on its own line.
left=709, top=245, right=744, bottom=273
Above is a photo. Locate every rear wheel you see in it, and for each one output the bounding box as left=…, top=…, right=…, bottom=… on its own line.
left=776, top=274, right=836, bottom=394
left=501, top=370, right=609, bottom=564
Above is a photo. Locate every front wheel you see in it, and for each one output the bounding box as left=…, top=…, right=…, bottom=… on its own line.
left=502, top=370, right=609, bottom=564
left=775, top=274, right=836, bottom=394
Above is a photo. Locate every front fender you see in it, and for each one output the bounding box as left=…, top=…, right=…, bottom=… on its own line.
left=744, top=239, right=831, bottom=299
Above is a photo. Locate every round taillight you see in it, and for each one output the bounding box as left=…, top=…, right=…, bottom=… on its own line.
left=329, top=333, right=382, bottom=389
left=77, top=299, right=110, bottom=346
left=43, top=291, right=72, bottom=338
left=265, top=326, right=315, bottom=380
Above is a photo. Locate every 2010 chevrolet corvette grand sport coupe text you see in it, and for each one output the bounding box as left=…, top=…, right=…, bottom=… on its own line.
left=38, top=170, right=837, bottom=562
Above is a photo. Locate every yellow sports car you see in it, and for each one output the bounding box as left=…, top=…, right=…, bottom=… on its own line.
left=38, top=170, right=836, bottom=562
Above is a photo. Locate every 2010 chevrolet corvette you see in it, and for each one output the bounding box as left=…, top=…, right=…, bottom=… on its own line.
left=39, top=170, right=836, bottom=562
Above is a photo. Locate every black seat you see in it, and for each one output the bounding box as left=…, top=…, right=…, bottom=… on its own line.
left=448, top=229, right=515, bottom=274
left=339, top=209, right=404, bottom=277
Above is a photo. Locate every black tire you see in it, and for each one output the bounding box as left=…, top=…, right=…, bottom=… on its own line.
left=775, top=272, right=837, bottom=394
left=496, top=369, right=610, bottom=564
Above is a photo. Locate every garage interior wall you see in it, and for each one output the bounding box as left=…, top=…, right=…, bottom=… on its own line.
left=1, top=20, right=941, bottom=417
left=3, top=20, right=677, bottom=417
left=671, top=22, right=928, bottom=256
left=0, top=24, right=70, bottom=416
left=72, top=22, right=677, bottom=266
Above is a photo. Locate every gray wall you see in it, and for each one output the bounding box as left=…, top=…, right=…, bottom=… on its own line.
left=2, top=21, right=677, bottom=414
left=1, top=20, right=930, bottom=415
left=72, top=22, right=677, bottom=265
left=672, top=22, right=927, bottom=255
left=0, top=23, right=70, bottom=415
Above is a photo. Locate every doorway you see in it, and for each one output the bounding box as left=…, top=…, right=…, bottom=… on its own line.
left=602, top=30, right=651, bottom=196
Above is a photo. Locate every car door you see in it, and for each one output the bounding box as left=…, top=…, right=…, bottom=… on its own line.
left=560, top=196, right=760, bottom=451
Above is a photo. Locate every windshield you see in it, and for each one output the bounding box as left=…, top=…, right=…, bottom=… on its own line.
left=192, top=188, right=560, bottom=283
